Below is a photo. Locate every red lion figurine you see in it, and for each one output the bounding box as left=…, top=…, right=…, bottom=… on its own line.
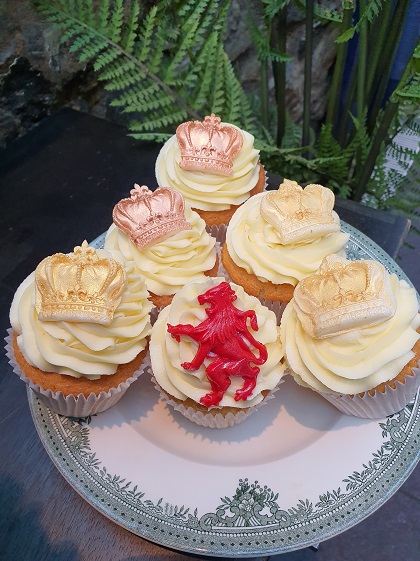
left=167, top=282, right=268, bottom=407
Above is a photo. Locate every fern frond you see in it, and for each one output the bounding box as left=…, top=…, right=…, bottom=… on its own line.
left=97, top=0, right=110, bottom=31
left=178, top=0, right=202, bottom=19
left=190, top=31, right=219, bottom=110
left=93, top=48, right=120, bottom=72
left=263, top=0, right=292, bottom=20
left=183, top=30, right=216, bottom=89
left=401, top=120, right=420, bottom=136
left=130, top=110, right=189, bottom=132
left=164, top=0, right=212, bottom=82
left=35, top=0, right=267, bottom=142
left=110, top=83, right=160, bottom=108
left=296, top=1, right=343, bottom=24
left=134, top=5, right=158, bottom=63
left=239, top=91, right=261, bottom=139
left=147, top=29, right=167, bottom=74
left=248, top=17, right=293, bottom=62
left=68, top=32, right=96, bottom=54
left=347, top=111, right=371, bottom=165
left=222, top=53, right=244, bottom=124
left=281, top=112, right=302, bottom=149
left=337, top=0, right=384, bottom=43
left=387, top=141, right=417, bottom=166
left=122, top=1, right=140, bottom=53
left=210, top=42, right=226, bottom=115
left=316, top=123, right=351, bottom=183
left=395, top=74, right=420, bottom=101
left=76, top=0, right=94, bottom=25
left=60, top=23, right=85, bottom=44
left=98, top=60, right=137, bottom=82
left=313, top=3, right=342, bottom=24
left=108, top=0, right=124, bottom=43
left=77, top=37, right=108, bottom=62
left=124, top=90, right=174, bottom=114
left=129, top=132, right=172, bottom=142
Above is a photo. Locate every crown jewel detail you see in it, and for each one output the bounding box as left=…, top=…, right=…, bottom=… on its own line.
left=35, top=241, right=126, bottom=325
left=176, top=114, right=243, bottom=176
left=113, top=184, right=191, bottom=249
left=293, top=255, right=397, bottom=338
left=261, top=180, right=339, bottom=244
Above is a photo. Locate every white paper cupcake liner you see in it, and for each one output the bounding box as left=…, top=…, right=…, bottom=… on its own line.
left=152, top=375, right=282, bottom=428
left=5, top=329, right=149, bottom=417
left=208, top=223, right=228, bottom=245
left=319, top=364, right=420, bottom=419
left=258, top=299, right=288, bottom=325
left=205, top=166, right=268, bottom=244
left=149, top=305, right=162, bottom=325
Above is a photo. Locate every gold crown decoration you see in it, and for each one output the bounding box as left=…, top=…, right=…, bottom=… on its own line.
left=176, top=114, right=243, bottom=176
left=260, top=179, right=340, bottom=244
left=293, top=255, right=397, bottom=339
left=113, top=184, right=191, bottom=249
left=35, top=241, right=127, bottom=325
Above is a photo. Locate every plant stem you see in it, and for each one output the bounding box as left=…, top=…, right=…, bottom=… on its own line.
left=367, top=0, right=410, bottom=134
left=356, top=0, right=367, bottom=122
left=325, top=5, right=354, bottom=128
left=353, top=99, right=398, bottom=201
left=302, top=0, right=313, bottom=153
left=270, top=8, right=287, bottom=146
left=353, top=44, right=415, bottom=202
left=365, top=0, right=392, bottom=102
left=337, top=62, right=357, bottom=146
left=353, top=0, right=368, bottom=195
left=260, top=57, right=269, bottom=129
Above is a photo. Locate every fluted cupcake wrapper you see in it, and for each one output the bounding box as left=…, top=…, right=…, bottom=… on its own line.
left=207, top=223, right=227, bottom=245
left=152, top=375, right=283, bottom=429
left=319, top=365, right=420, bottom=419
left=5, top=329, right=148, bottom=417
left=205, top=166, right=268, bottom=245
left=259, top=300, right=287, bottom=325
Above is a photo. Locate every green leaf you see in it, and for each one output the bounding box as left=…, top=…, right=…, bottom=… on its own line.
left=263, top=0, right=291, bottom=20
left=337, top=0, right=384, bottom=43
left=108, top=0, right=124, bottom=42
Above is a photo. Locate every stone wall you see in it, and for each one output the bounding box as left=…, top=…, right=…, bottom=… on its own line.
left=0, top=0, right=340, bottom=148
left=224, top=1, right=339, bottom=123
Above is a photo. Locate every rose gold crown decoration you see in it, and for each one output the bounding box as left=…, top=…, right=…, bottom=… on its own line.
left=293, top=255, right=397, bottom=339
left=35, top=241, right=127, bottom=325
left=261, top=180, right=340, bottom=244
left=176, top=114, right=243, bottom=176
left=112, top=184, right=191, bottom=249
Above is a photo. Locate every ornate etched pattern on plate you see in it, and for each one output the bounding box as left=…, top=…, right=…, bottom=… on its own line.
left=28, top=224, right=420, bottom=557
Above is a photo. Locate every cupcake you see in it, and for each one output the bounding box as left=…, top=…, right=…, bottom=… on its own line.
left=281, top=255, right=420, bottom=418
left=150, top=277, right=286, bottom=428
left=105, top=184, right=218, bottom=308
left=222, top=179, right=350, bottom=303
left=7, top=241, right=153, bottom=416
left=155, top=114, right=265, bottom=229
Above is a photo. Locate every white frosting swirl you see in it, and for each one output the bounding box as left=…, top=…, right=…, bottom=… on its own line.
left=150, top=277, right=285, bottom=408
left=281, top=276, right=420, bottom=394
left=105, top=206, right=217, bottom=296
left=10, top=250, right=152, bottom=379
left=155, top=127, right=260, bottom=211
left=226, top=192, right=350, bottom=286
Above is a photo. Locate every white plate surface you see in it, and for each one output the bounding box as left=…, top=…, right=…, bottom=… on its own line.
left=28, top=223, right=420, bottom=557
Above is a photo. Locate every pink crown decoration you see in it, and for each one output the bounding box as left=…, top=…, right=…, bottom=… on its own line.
left=112, top=184, right=191, bottom=249
left=35, top=241, right=127, bottom=325
left=176, top=114, right=243, bottom=176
